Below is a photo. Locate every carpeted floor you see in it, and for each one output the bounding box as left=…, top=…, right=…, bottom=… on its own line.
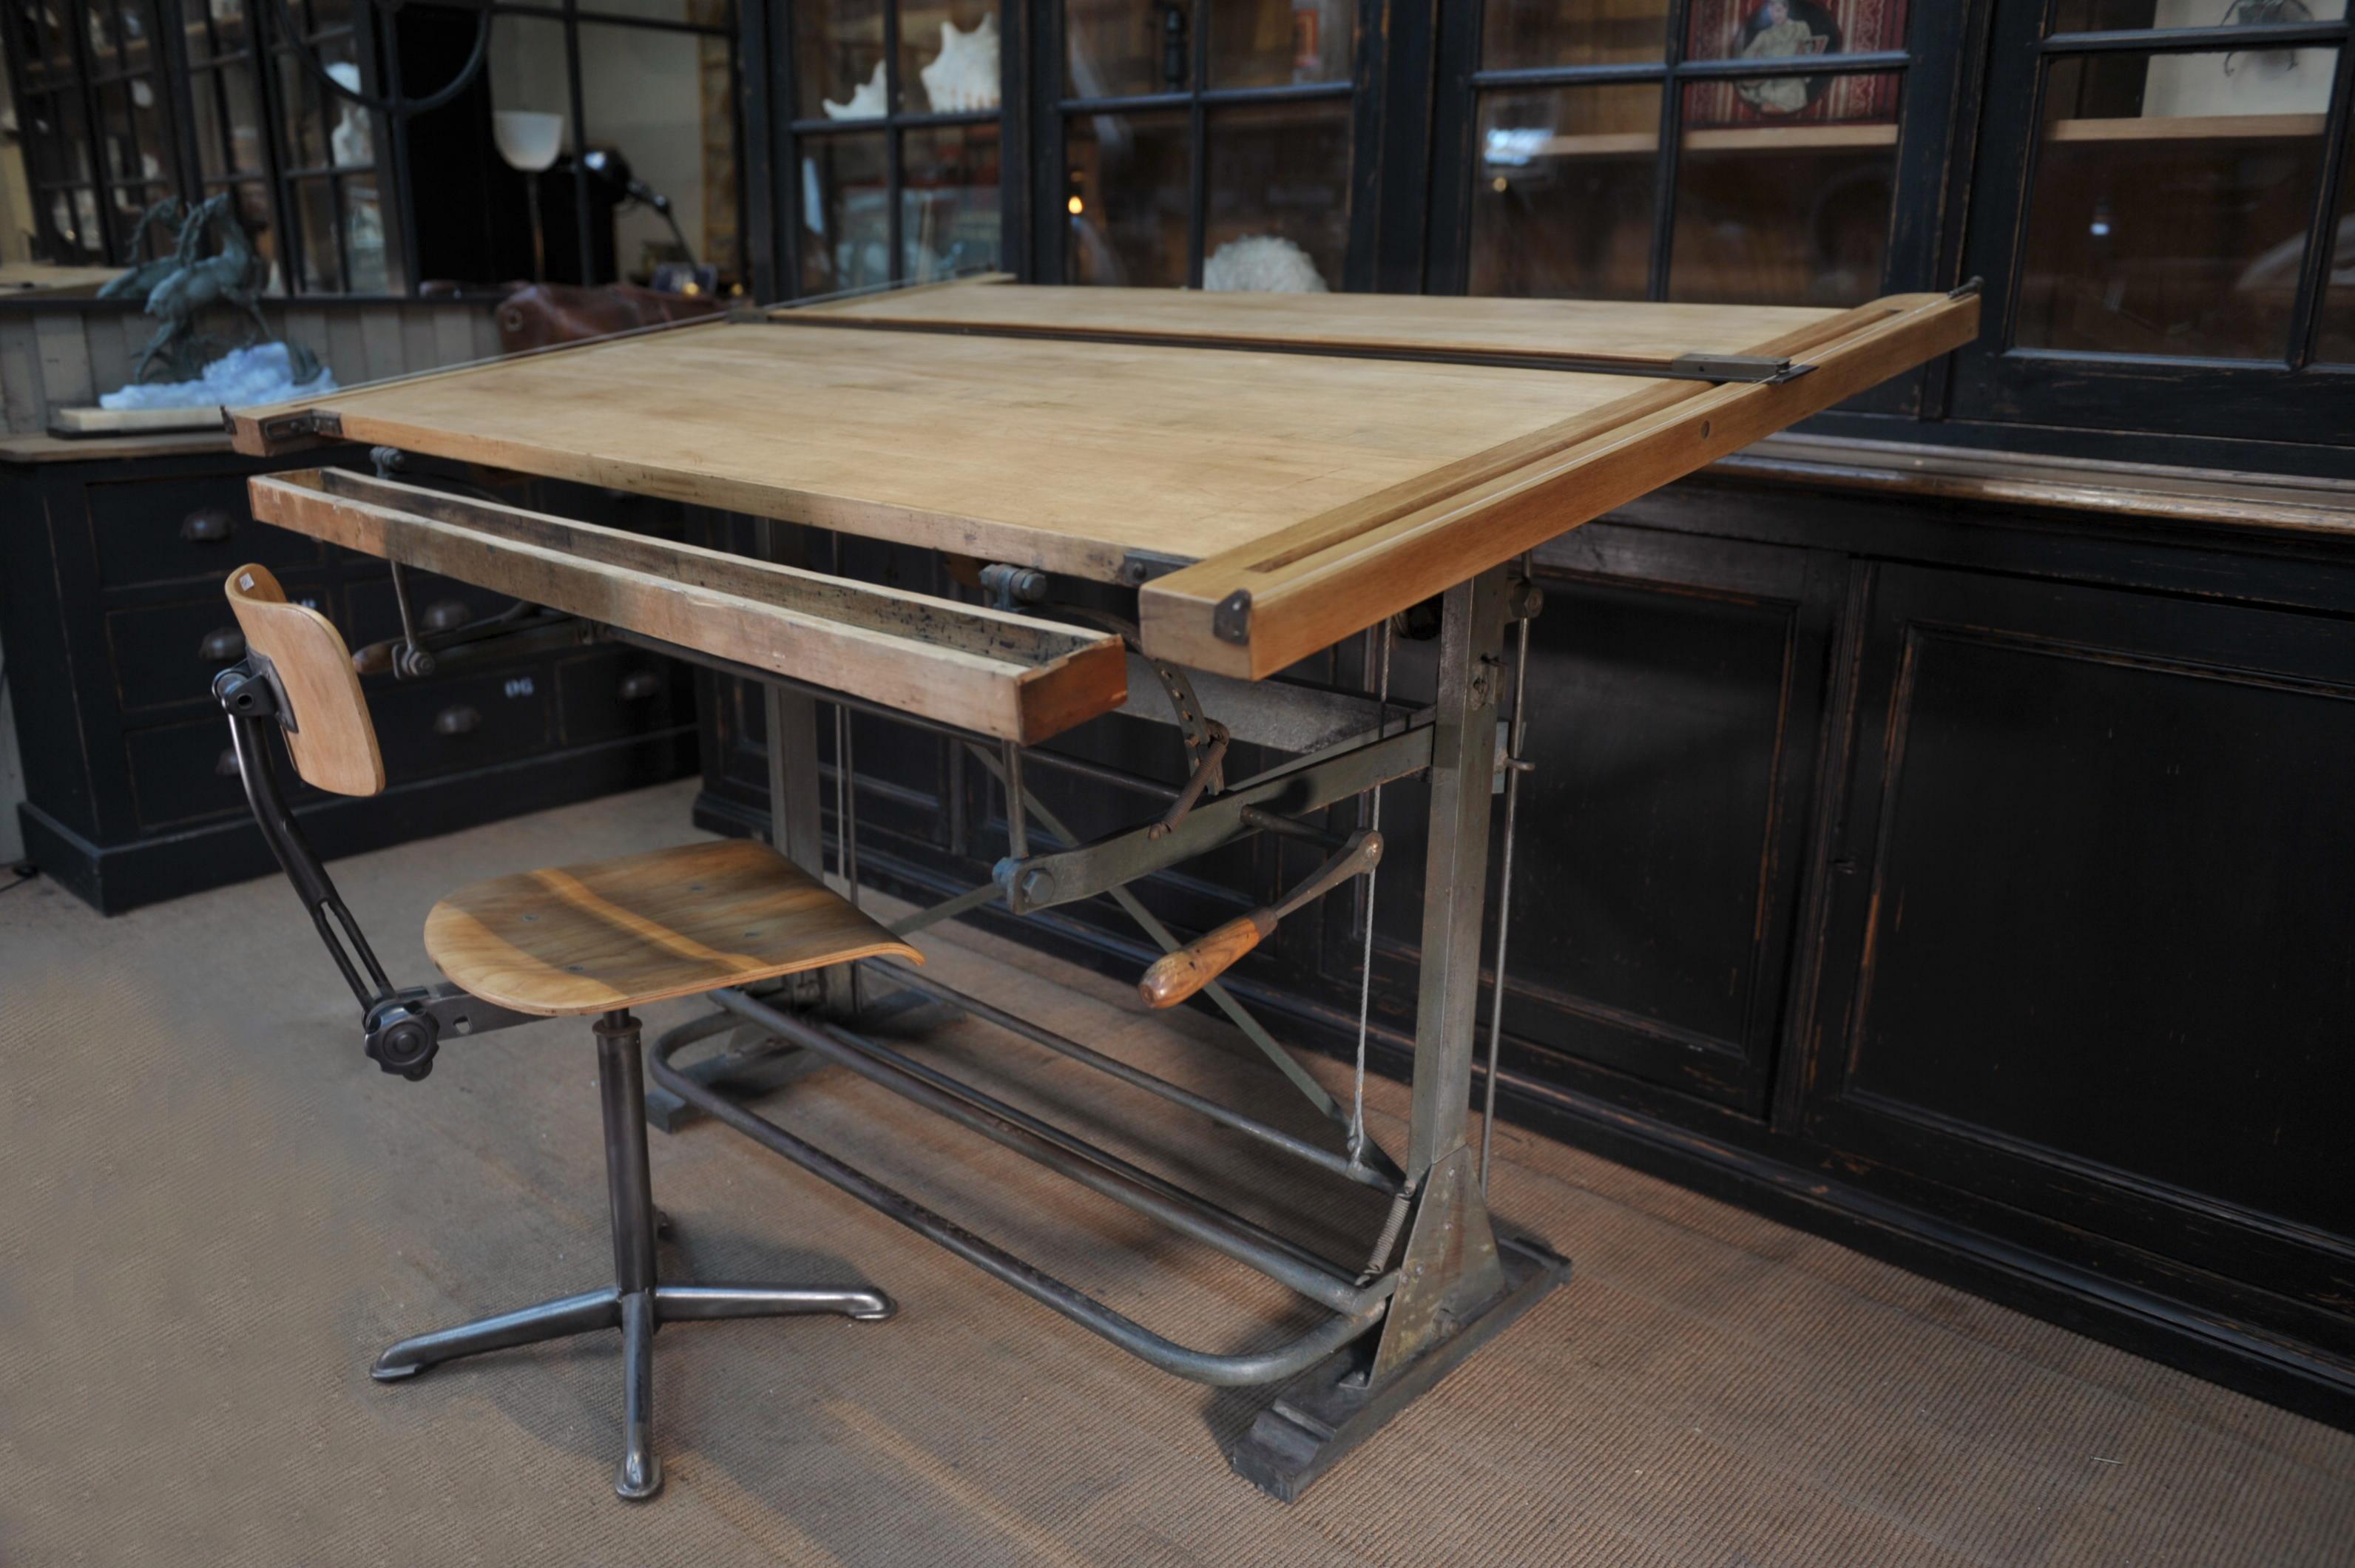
left=3, top=780, right=2350, bottom=1567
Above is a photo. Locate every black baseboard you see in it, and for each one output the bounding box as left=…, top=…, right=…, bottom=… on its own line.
left=692, top=788, right=2355, bottom=1434
left=24, top=727, right=699, bottom=916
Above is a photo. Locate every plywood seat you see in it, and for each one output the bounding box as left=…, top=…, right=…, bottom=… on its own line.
left=423, top=837, right=920, bottom=1017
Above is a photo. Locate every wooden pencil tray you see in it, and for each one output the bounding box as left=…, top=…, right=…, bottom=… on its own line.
left=245, top=468, right=1127, bottom=745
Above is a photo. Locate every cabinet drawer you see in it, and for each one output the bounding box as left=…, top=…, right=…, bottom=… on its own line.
left=371, top=666, right=554, bottom=784
left=345, top=568, right=517, bottom=652
left=106, top=581, right=335, bottom=715
left=557, top=649, right=691, bottom=746
left=88, top=473, right=321, bottom=588
left=124, top=714, right=315, bottom=829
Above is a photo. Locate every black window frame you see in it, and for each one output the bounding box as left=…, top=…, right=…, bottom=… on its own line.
left=768, top=0, right=1018, bottom=297
left=1, top=0, right=409, bottom=291
left=445, top=0, right=745, bottom=293
left=1024, top=0, right=1388, bottom=290
left=1950, top=2, right=2355, bottom=445
left=1424, top=0, right=1971, bottom=319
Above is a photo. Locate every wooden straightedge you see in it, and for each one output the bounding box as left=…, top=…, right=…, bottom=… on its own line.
left=244, top=468, right=1126, bottom=744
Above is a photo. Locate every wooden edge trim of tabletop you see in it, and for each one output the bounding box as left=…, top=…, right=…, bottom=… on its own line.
left=1138, top=291, right=1980, bottom=677
left=246, top=473, right=1128, bottom=744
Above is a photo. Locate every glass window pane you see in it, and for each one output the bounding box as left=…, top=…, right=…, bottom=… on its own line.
left=24, top=94, right=88, bottom=183
left=1684, top=0, right=1908, bottom=62
left=1065, top=109, right=1187, bottom=286
left=902, top=0, right=1000, bottom=113
left=97, top=84, right=137, bottom=182
left=1668, top=72, right=1900, bottom=305
left=339, top=174, right=391, bottom=291
left=86, top=0, right=122, bottom=66
left=1203, top=97, right=1351, bottom=290
left=291, top=175, right=341, bottom=291
left=206, top=0, right=250, bottom=55
left=2054, top=0, right=2344, bottom=29
left=2016, top=49, right=2334, bottom=359
left=580, top=0, right=704, bottom=23
left=1481, top=0, right=1668, bottom=70
left=196, top=61, right=268, bottom=175
left=1209, top=0, right=1353, bottom=89
left=2313, top=130, right=2355, bottom=362
left=903, top=121, right=1000, bottom=279
left=126, top=76, right=176, bottom=182
left=225, top=178, right=285, bottom=291
left=581, top=22, right=739, bottom=281
left=32, top=0, right=74, bottom=66
left=1469, top=83, right=1658, bottom=300
left=797, top=0, right=887, bottom=118
left=276, top=38, right=357, bottom=169
left=52, top=187, right=103, bottom=257
left=800, top=132, right=888, bottom=294
left=1065, top=0, right=1171, bottom=98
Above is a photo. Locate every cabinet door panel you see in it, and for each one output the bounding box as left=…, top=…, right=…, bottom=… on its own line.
left=1806, top=563, right=2355, bottom=1327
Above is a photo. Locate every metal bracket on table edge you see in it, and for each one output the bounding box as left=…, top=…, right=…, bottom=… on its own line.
left=249, top=408, right=343, bottom=442
left=1214, top=589, right=1252, bottom=646
left=1668, top=352, right=1813, bottom=385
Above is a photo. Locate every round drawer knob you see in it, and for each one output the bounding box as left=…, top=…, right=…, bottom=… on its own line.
left=615, top=671, right=662, bottom=701
left=180, top=507, right=233, bottom=543
left=199, top=626, right=246, bottom=662
left=434, top=703, right=482, bottom=737
left=421, top=598, right=470, bottom=633
left=215, top=746, right=240, bottom=777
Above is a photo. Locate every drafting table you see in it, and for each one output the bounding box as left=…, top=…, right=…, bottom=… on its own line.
left=229, top=277, right=1978, bottom=1498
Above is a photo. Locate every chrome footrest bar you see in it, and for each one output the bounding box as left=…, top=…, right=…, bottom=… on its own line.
left=649, top=1010, right=1386, bottom=1387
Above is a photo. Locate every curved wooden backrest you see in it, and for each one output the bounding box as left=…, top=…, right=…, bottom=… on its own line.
left=223, top=562, right=386, bottom=797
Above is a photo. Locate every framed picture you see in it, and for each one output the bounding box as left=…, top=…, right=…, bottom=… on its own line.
left=1684, top=0, right=1907, bottom=126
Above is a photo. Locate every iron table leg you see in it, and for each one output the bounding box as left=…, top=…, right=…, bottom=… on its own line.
left=1225, top=565, right=1570, bottom=1497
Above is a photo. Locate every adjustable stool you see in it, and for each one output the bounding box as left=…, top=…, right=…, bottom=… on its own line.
left=214, top=561, right=919, bottom=1499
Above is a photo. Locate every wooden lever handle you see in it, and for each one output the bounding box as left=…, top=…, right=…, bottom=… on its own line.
left=1138, top=910, right=1277, bottom=1010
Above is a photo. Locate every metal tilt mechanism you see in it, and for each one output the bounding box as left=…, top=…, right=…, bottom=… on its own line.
left=642, top=555, right=1566, bottom=1501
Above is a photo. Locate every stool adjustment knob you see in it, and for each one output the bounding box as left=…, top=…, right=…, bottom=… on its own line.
left=364, top=996, right=442, bottom=1081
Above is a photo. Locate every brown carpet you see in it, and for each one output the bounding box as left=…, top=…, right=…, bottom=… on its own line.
left=3, top=781, right=2349, bottom=1567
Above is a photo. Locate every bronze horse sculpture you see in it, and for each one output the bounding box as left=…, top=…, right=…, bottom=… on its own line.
left=124, top=193, right=321, bottom=386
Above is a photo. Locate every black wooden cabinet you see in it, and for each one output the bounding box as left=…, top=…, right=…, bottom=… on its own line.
left=1, top=442, right=698, bottom=914
left=1800, top=561, right=2355, bottom=1366
left=690, top=470, right=2355, bottom=1430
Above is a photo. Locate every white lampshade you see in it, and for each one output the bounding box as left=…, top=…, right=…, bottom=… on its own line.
left=492, top=111, right=566, bottom=175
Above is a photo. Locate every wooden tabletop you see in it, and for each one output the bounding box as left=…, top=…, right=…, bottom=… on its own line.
left=231, top=281, right=1978, bottom=677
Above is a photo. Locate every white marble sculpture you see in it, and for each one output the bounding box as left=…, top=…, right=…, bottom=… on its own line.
left=919, top=15, right=1000, bottom=113
left=824, top=61, right=888, bottom=121
left=1203, top=234, right=1328, bottom=294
